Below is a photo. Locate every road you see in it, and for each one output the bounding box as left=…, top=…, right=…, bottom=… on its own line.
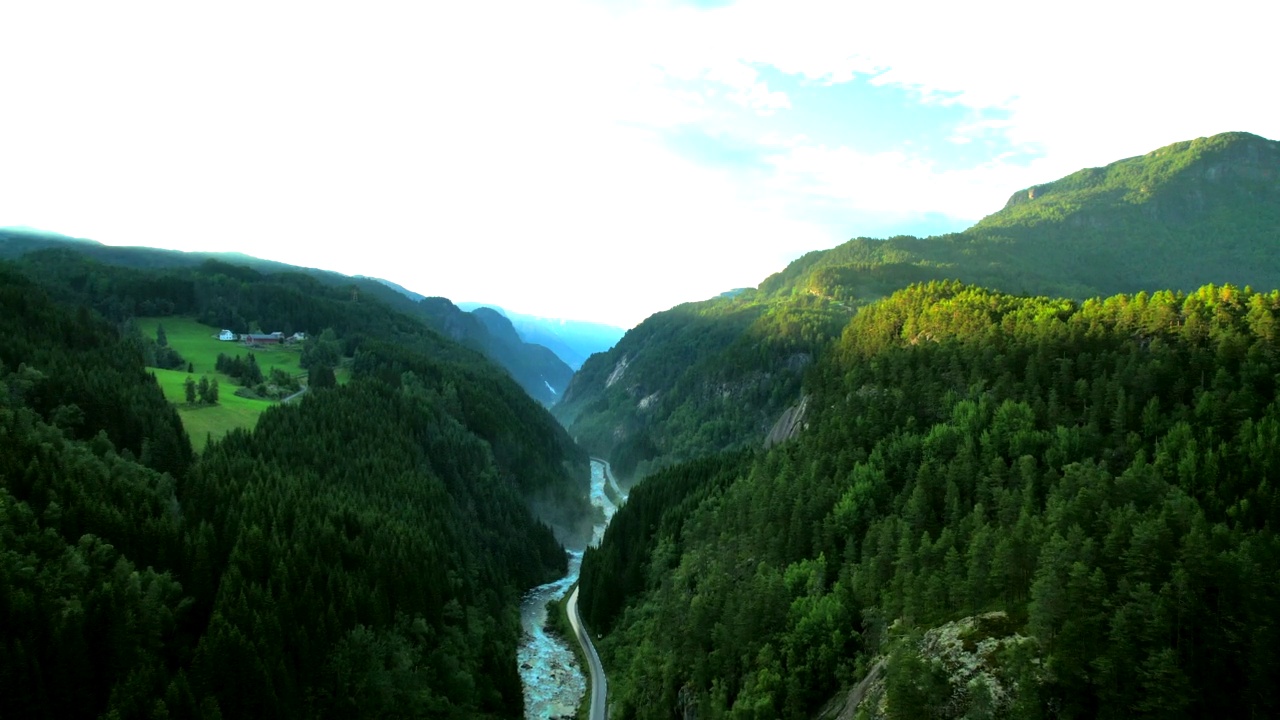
left=567, top=585, right=607, bottom=720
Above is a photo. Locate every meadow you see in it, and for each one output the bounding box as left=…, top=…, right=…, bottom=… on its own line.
left=138, top=317, right=305, bottom=450
left=149, top=367, right=275, bottom=450
left=137, top=316, right=305, bottom=377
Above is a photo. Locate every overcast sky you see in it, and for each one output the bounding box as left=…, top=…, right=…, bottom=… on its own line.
left=2, top=1, right=1277, bottom=327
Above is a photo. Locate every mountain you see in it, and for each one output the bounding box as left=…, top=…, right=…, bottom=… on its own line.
left=0, top=227, right=341, bottom=275
left=361, top=275, right=426, bottom=302
left=558, top=131, right=1280, bottom=482
left=581, top=281, right=1280, bottom=718
left=555, top=292, right=849, bottom=479
left=0, top=229, right=573, bottom=406
left=0, top=226, right=99, bottom=251
left=410, top=298, right=574, bottom=405
left=764, top=131, right=1280, bottom=303
left=0, top=255, right=592, bottom=718
left=456, top=302, right=626, bottom=370
left=468, top=305, right=574, bottom=402
left=8, top=248, right=593, bottom=534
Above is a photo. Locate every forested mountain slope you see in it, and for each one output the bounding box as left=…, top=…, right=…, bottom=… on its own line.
left=472, top=306, right=574, bottom=400
left=767, top=131, right=1280, bottom=302
left=0, top=230, right=573, bottom=406
left=581, top=281, right=1280, bottom=719
left=0, top=258, right=590, bottom=718
left=7, top=250, right=593, bottom=537
left=410, top=298, right=574, bottom=405
left=559, top=131, right=1280, bottom=482
left=557, top=293, right=849, bottom=480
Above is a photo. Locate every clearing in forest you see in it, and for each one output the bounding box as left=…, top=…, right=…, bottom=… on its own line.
left=137, top=317, right=307, bottom=451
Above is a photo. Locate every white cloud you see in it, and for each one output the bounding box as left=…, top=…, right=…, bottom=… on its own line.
left=605, top=0, right=1280, bottom=232
left=1, top=0, right=1278, bottom=326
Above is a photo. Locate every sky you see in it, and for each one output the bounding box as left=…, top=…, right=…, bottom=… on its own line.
left=2, top=1, right=1277, bottom=328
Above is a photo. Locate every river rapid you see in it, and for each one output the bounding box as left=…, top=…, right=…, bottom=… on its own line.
left=518, top=460, right=621, bottom=719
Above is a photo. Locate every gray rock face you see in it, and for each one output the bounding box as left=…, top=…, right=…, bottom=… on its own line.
left=764, top=395, right=808, bottom=449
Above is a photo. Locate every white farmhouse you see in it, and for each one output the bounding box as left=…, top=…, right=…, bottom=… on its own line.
left=219, top=329, right=237, bottom=341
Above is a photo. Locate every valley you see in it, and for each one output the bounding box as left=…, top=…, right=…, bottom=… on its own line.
left=3, top=130, right=1280, bottom=720
left=518, top=459, right=622, bottom=719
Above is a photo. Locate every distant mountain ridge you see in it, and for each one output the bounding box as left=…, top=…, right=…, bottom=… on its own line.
left=363, top=276, right=426, bottom=302
left=559, top=131, right=1280, bottom=481
left=467, top=305, right=574, bottom=400
left=456, top=302, right=625, bottom=370
left=0, top=228, right=573, bottom=406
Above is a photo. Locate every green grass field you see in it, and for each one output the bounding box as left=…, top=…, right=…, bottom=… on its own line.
left=139, top=317, right=307, bottom=451
left=138, top=317, right=305, bottom=377
left=150, top=368, right=275, bottom=451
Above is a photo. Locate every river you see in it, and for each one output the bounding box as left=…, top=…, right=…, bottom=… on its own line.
left=518, top=460, right=621, bottom=719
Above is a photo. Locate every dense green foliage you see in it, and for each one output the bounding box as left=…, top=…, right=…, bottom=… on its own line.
left=11, top=250, right=589, bottom=495
left=0, top=266, right=193, bottom=477
left=578, top=451, right=753, bottom=632
left=1, top=258, right=592, bottom=718
left=764, top=132, right=1280, bottom=304
left=582, top=281, right=1280, bottom=719
left=351, top=340, right=593, bottom=534
left=562, top=132, right=1280, bottom=482
left=0, top=231, right=575, bottom=406
left=183, top=373, right=567, bottom=718
left=0, top=379, right=193, bottom=720
left=558, top=293, right=849, bottom=480
left=8, top=130, right=1280, bottom=718
left=215, top=351, right=264, bottom=386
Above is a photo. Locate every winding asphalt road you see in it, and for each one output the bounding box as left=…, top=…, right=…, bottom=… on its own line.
left=567, top=586, right=607, bottom=720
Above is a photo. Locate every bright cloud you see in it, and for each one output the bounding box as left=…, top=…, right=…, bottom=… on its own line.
left=1, top=0, right=1277, bottom=327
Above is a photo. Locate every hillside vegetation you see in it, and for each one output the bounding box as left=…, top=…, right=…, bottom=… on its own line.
left=559, top=132, right=1280, bottom=482
left=12, top=250, right=593, bottom=526
left=582, top=281, right=1280, bottom=719
left=0, top=231, right=574, bottom=406
left=0, top=256, right=593, bottom=718
left=557, top=293, right=849, bottom=480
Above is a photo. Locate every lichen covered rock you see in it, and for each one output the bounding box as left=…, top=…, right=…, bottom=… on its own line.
left=828, top=611, right=1042, bottom=720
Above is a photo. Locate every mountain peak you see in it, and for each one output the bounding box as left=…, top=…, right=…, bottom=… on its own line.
left=984, top=131, right=1280, bottom=231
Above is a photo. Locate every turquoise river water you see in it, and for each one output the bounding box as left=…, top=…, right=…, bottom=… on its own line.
left=518, top=460, right=620, bottom=719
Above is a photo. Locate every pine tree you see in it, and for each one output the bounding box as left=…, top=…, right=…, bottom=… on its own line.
left=309, top=364, right=337, bottom=389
